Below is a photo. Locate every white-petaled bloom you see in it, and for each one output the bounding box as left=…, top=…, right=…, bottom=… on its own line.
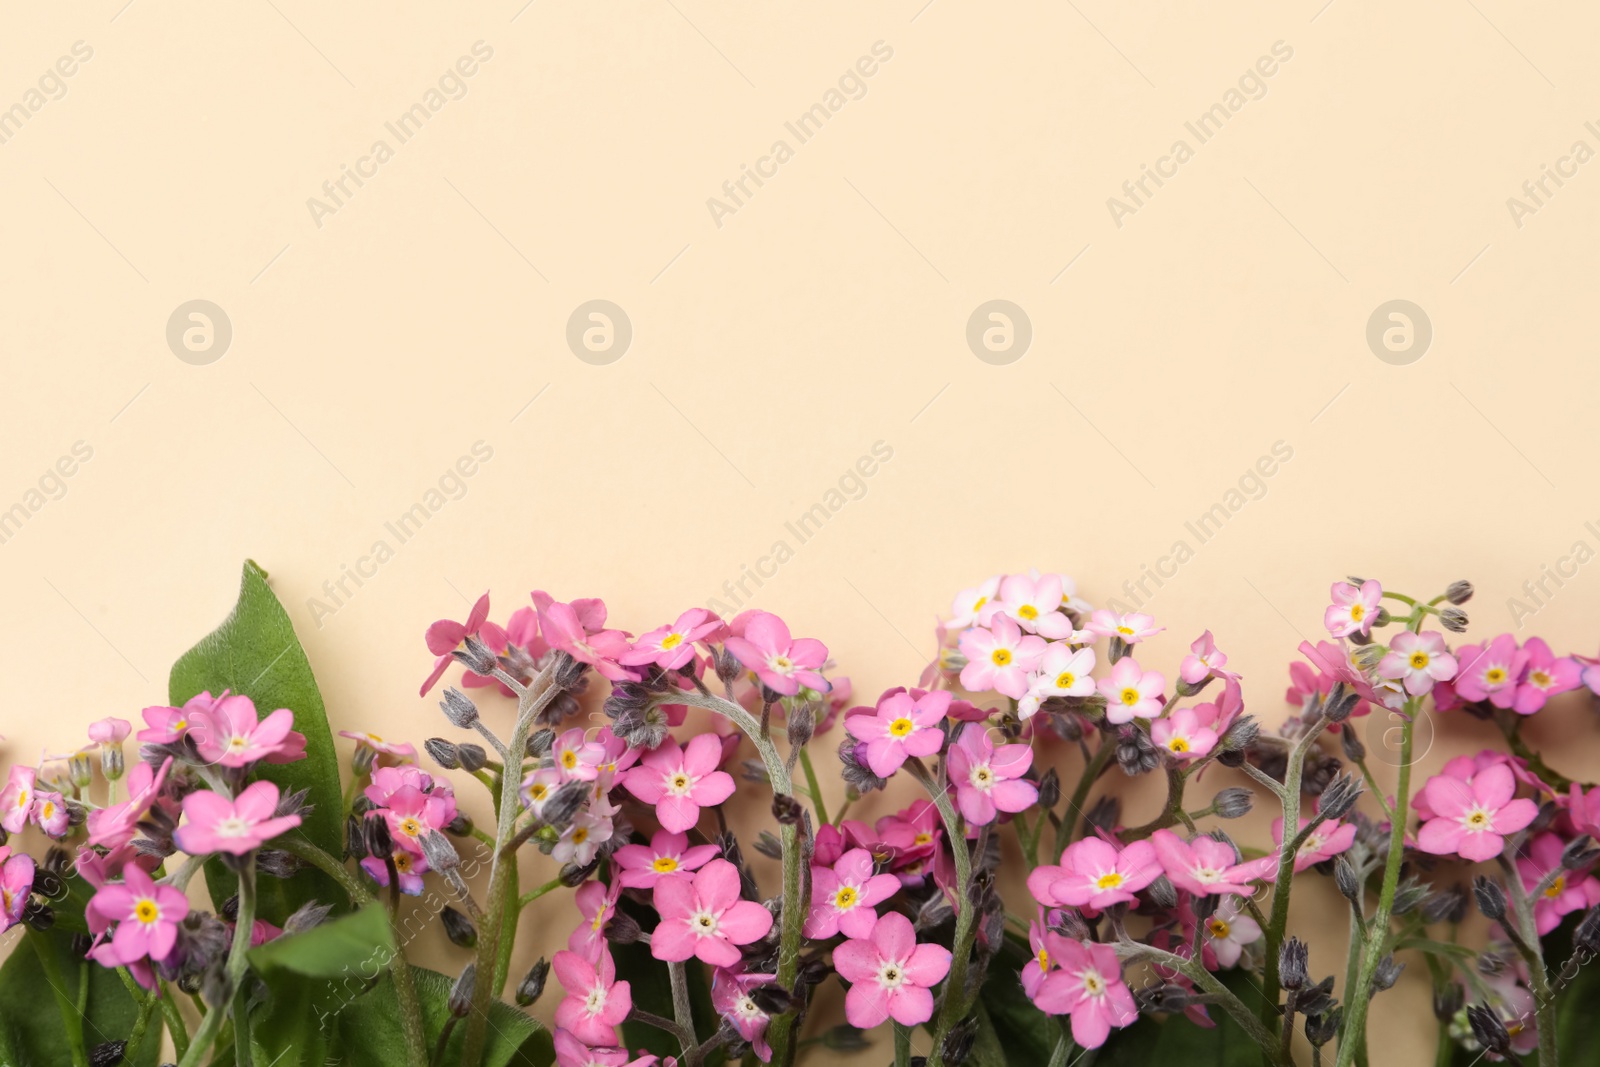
left=1018, top=645, right=1098, bottom=719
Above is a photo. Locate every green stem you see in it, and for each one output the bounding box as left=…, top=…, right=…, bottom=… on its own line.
left=670, top=961, right=698, bottom=1061
left=122, top=980, right=158, bottom=1064
left=893, top=1021, right=912, bottom=1067
left=519, top=876, right=563, bottom=910
left=910, top=761, right=975, bottom=1067
left=30, top=932, right=89, bottom=1067
left=158, top=981, right=190, bottom=1061
left=1501, top=854, right=1558, bottom=1067
left=1116, top=942, right=1287, bottom=1064
left=797, top=745, right=828, bottom=826
left=180, top=863, right=257, bottom=1067
left=1045, top=1027, right=1074, bottom=1067
left=1123, top=763, right=1189, bottom=841
left=494, top=860, right=520, bottom=996
left=1335, top=710, right=1416, bottom=1067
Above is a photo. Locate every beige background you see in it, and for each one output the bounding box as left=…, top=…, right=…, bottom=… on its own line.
left=4, top=1, right=1600, bottom=1063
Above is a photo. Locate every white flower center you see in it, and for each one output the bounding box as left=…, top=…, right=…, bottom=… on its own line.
left=584, top=985, right=607, bottom=1015
left=969, top=765, right=995, bottom=791
left=691, top=909, right=719, bottom=937
left=876, top=960, right=907, bottom=990
left=1462, top=806, right=1492, bottom=832
left=214, top=816, right=252, bottom=838
left=1081, top=969, right=1106, bottom=996
left=666, top=771, right=694, bottom=797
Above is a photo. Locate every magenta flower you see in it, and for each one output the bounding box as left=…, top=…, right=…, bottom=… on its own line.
left=375, top=785, right=457, bottom=856
left=338, top=730, right=417, bottom=762
left=88, top=717, right=132, bottom=745
left=804, top=847, right=901, bottom=939
left=1030, top=939, right=1137, bottom=1049
left=1019, top=644, right=1097, bottom=719
left=621, top=608, right=722, bottom=671
left=88, top=863, right=189, bottom=966
left=1086, top=609, right=1164, bottom=644
left=1324, top=579, right=1382, bottom=638
left=957, top=616, right=1045, bottom=699
left=87, top=759, right=172, bottom=850
left=1453, top=634, right=1529, bottom=708
left=0, top=848, right=34, bottom=934
left=1270, top=815, right=1358, bottom=872
left=552, top=1030, right=657, bottom=1067
left=1097, top=657, right=1166, bottom=724
left=1378, top=631, right=1458, bottom=697
left=833, top=911, right=951, bottom=1028
left=173, top=781, right=303, bottom=856
left=615, top=830, right=720, bottom=890
left=724, top=611, right=829, bottom=696
left=568, top=879, right=622, bottom=960
left=137, top=692, right=217, bottom=745
left=1512, top=638, right=1581, bottom=714
left=1028, top=838, right=1161, bottom=909
left=945, top=723, right=1036, bottom=826
left=1150, top=829, right=1254, bottom=896
left=553, top=728, right=604, bottom=782
left=553, top=946, right=632, bottom=1047
left=1149, top=707, right=1219, bottom=761
left=0, top=765, right=36, bottom=834
left=1179, top=630, right=1234, bottom=684
left=360, top=849, right=428, bottom=895
left=192, top=693, right=307, bottom=767
left=623, top=735, right=735, bottom=834
left=421, top=592, right=502, bottom=695
left=536, top=593, right=638, bottom=683
left=845, top=689, right=949, bottom=778
left=1519, top=832, right=1598, bottom=935
left=650, top=859, right=773, bottom=967
left=712, top=968, right=776, bottom=1061
left=1415, top=763, right=1538, bottom=862
left=32, top=790, right=68, bottom=838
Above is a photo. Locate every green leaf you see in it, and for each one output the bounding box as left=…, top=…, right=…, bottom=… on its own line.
left=974, top=928, right=1062, bottom=1064
left=329, top=966, right=554, bottom=1067
left=1094, top=966, right=1271, bottom=1066
left=169, top=559, right=347, bottom=922
left=0, top=929, right=163, bottom=1067
left=247, top=903, right=395, bottom=978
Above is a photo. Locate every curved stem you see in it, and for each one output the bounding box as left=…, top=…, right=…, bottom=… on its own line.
left=158, top=980, right=190, bottom=1061
left=1115, top=941, right=1287, bottom=1064
left=179, top=863, right=256, bottom=1067
left=906, top=759, right=974, bottom=1067
left=797, top=746, right=829, bottom=826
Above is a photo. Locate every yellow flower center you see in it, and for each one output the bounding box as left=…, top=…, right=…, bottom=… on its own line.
left=561, top=751, right=579, bottom=769
left=1546, top=876, right=1566, bottom=899
left=1037, top=949, right=1049, bottom=970
left=1409, top=651, right=1430, bottom=669
left=888, top=717, right=915, bottom=738
left=991, top=648, right=1012, bottom=667
left=1532, top=670, right=1552, bottom=687
left=528, top=783, right=548, bottom=801
left=399, top=818, right=422, bottom=837
left=1168, top=738, right=1189, bottom=753
left=40, top=801, right=55, bottom=819
left=134, top=900, right=159, bottom=924
left=367, top=733, right=384, bottom=743
left=652, top=856, right=679, bottom=873
left=1466, top=810, right=1490, bottom=830
left=834, top=886, right=859, bottom=910
left=1209, top=918, right=1231, bottom=939
left=913, top=832, right=933, bottom=846
left=1350, top=604, right=1365, bottom=621
left=1055, top=671, right=1076, bottom=689
left=671, top=774, right=691, bottom=791
left=1120, top=688, right=1141, bottom=707
left=1017, top=605, right=1038, bottom=620
left=1117, top=626, right=1135, bottom=636
left=394, top=853, right=413, bottom=873
left=571, top=827, right=588, bottom=845
left=1094, top=872, right=1124, bottom=891
left=1486, top=668, right=1506, bottom=684
left=660, top=633, right=683, bottom=650
left=972, top=596, right=988, bottom=613
left=772, top=655, right=794, bottom=672
left=1083, top=973, right=1105, bottom=995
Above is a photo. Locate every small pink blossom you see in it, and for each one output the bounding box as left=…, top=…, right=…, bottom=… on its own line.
left=805, top=847, right=901, bottom=939
left=1569, top=782, right=1600, bottom=840
left=712, top=969, right=776, bottom=1061
left=1195, top=895, right=1261, bottom=968
left=568, top=879, right=622, bottom=961
left=947, top=577, right=1001, bottom=630
left=1415, top=763, right=1538, bottom=863
left=87, top=758, right=174, bottom=850
left=1179, top=630, right=1234, bottom=684
left=192, top=693, right=307, bottom=767
left=375, top=785, right=458, bottom=855
left=553, top=946, right=632, bottom=1047
left=138, top=693, right=217, bottom=745
left=88, top=718, right=132, bottom=745
left=1519, top=832, right=1599, bottom=935
left=1453, top=634, right=1529, bottom=708
left=1, top=766, right=36, bottom=835
left=958, top=616, right=1046, bottom=699
left=1023, top=919, right=1076, bottom=999
left=724, top=612, right=829, bottom=696
left=552, top=1030, right=658, bottom=1067
left=535, top=593, right=637, bottom=684
left=845, top=689, right=949, bottom=778
left=360, top=849, right=428, bottom=895
left=553, top=811, right=613, bottom=867
left=338, top=731, right=416, bottom=762
left=0, top=848, right=34, bottom=934
left=1324, top=579, right=1381, bottom=638
left=1270, top=815, right=1357, bottom=872
left=421, top=592, right=503, bottom=695
left=1377, top=631, right=1458, bottom=697
left=1018, top=644, right=1097, bottom=719
left=1149, top=829, right=1254, bottom=896
left=1029, top=938, right=1137, bottom=1049
left=833, top=911, right=951, bottom=1029
left=985, top=573, right=1077, bottom=638
left=1512, top=638, right=1581, bottom=714
left=1028, top=838, right=1161, bottom=909
left=174, top=781, right=303, bottom=856
left=616, top=830, right=720, bottom=890
left=88, top=863, right=189, bottom=966
left=1086, top=609, right=1164, bottom=644
left=553, top=728, right=604, bottom=782
left=1150, top=707, right=1219, bottom=761
left=521, top=767, right=564, bottom=817
left=650, top=859, right=773, bottom=967
left=32, top=790, right=68, bottom=838
left=624, top=735, right=736, bottom=834
left=621, top=609, right=722, bottom=671
left=945, top=723, right=1036, bottom=826
left=1097, top=657, right=1166, bottom=724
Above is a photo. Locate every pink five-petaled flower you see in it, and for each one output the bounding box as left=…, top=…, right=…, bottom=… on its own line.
left=1, top=848, right=34, bottom=933
left=1018, top=644, right=1097, bottom=719
left=192, top=693, right=307, bottom=767
left=421, top=592, right=502, bottom=696
left=1179, top=630, right=1234, bottom=685
left=650, top=859, right=773, bottom=967
left=1023, top=919, right=1077, bottom=999
left=1519, top=832, right=1599, bottom=935
left=376, top=785, right=458, bottom=856
left=535, top=593, right=637, bottom=683
left=173, top=781, right=303, bottom=856
left=553, top=947, right=632, bottom=1047
left=0, top=765, right=35, bottom=834
left=360, top=849, right=428, bottom=896
left=947, top=576, right=1001, bottom=630
left=1415, top=763, right=1538, bottom=863
left=1324, top=580, right=1382, bottom=638
left=137, top=692, right=217, bottom=745
left=986, top=573, right=1077, bottom=638
left=615, top=830, right=721, bottom=890
left=712, top=969, right=776, bottom=1061
left=621, top=609, right=722, bottom=671
left=1197, top=895, right=1262, bottom=967
left=88, top=862, right=189, bottom=966
left=567, top=878, right=622, bottom=961
left=1453, top=634, right=1529, bottom=709
left=552, top=1029, right=658, bottom=1067
left=623, top=735, right=736, bottom=834
left=804, top=847, right=902, bottom=939
left=957, top=616, right=1045, bottom=699
left=552, top=728, right=604, bottom=782
left=833, top=911, right=951, bottom=1029
left=87, top=758, right=174, bottom=850
left=724, top=611, right=829, bottom=696
left=88, top=717, right=132, bottom=745
left=1378, top=631, right=1458, bottom=697
left=1149, top=829, right=1255, bottom=896
left=1096, top=657, right=1166, bottom=725
left=945, top=723, right=1036, bottom=826
left=1270, top=815, right=1357, bottom=872
left=32, top=790, right=69, bottom=837
left=1149, top=707, right=1219, bottom=761
left=1029, top=938, right=1137, bottom=1049
left=338, top=731, right=416, bottom=762
left=1513, top=638, right=1581, bottom=714
left=845, top=689, right=949, bottom=778
left=1086, top=609, right=1164, bottom=644
left=1028, top=838, right=1161, bottom=910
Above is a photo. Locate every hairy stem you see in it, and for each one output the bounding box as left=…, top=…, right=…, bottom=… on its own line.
left=908, top=759, right=975, bottom=1067
left=1115, top=942, right=1288, bottom=1064
left=669, top=961, right=698, bottom=1063
left=179, top=863, right=256, bottom=1067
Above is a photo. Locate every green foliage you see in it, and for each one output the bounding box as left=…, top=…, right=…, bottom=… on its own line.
left=247, top=902, right=395, bottom=977
left=0, top=929, right=163, bottom=1067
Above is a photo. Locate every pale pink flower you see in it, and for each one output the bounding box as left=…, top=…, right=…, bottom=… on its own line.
left=1029, top=939, right=1137, bottom=1049
left=1513, top=638, right=1581, bottom=714
left=805, top=848, right=901, bottom=939
left=1324, top=579, right=1381, bottom=638
left=192, top=693, right=307, bottom=767
left=650, top=859, right=773, bottom=967
left=553, top=946, right=632, bottom=1047
left=1453, top=634, right=1528, bottom=708
left=1179, top=630, right=1234, bottom=684
left=1028, top=838, right=1161, bottom=909
left=521, top=767, right=564, bottom=818
left=620, top=609, right=721, bottom=671
left=0, top=766, right=36, bottom=834
left=615, top=830, right=721, bottom=890
left=623, top=735, right=736, bottom=834
left=568, top=879, right=622, bottom=961
left=1149, top=707, right=1219, bottom=761
left=87, top=758, right=174, bottom=850
left=0, top=848, right=34, bottom=933
left=338, top=731, right=416, bottom=761
left=1086, top=610, right=1164, bottom=644
left=1197, top=895, right=1261, bottom=967
left=1149, top=829, right=1253, bottom=896
left=957, top=616, right=1045, bottom=699
left=88, top=863, right=189, bottom=965
left=1377, top=631, right=1458, bottom=697
left=1415, top=763, right=1537, bottom=862
left=1018, top=644, right=1097, bottom=719
left=88, top=718, right=132, bottom=745
left=724, top=612, right=829, bottom=696
left=553, top=728, right=604, bottom=782
left=712, top=969, right=776, bottom=1061
left=985, top=573, right=1077, bottom=638
left=32, top=790, right=68, bottom=838
left=833, top=911, right=951, bottom=1028
left=844, top=689, right=949, bottom=778
left=1097, top=657, right=1166, bottom=724
left=174, top=781, right=303, bottom=856
left=946, top=576, right=1001, bottom=631
left=553, top=811, right=612, bottom=867
left=1270, top=815, right=1357, bottom=872
left=945, top=723, right=1036, bottom=826
left=1519, top=832, right=1599, bottom=935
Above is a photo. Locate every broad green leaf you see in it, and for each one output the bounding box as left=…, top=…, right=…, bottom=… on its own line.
left=1095, top=966, right=1271, bottom=1066
left=169, top=560, right=347, bottom=921
left=330, top=965, right=554, bottom=1067
left=0, top=928, right=163, bottom=1067
left=247, top=903, right=395, bottom=978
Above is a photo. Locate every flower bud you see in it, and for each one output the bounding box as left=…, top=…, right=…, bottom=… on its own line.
left=1477, top=951, right=1507, bottom=977
left=1392, top=876, right=1429, bottom=917
left=1212, top=787, right=1252, bottom=819
left=1279, top=938, right=1309, bottom=992
left=1351, top=644, right=1386, bottom=672
left=1422, top=886, right=1467, bottom=926
left=753, top=831, right=783, bottom=860
left=771, top=794, right=804, bottom=826
left=344, top=814, right=369, bottom=861
left=515, top=958, right=550, bottom=1006
left=939, top=1018, right=977, bottom=1066
left=1445, top=580, right=1474, bottom=605
left=1324, top=683, right=1362, bottom=724
left=1562, top=835, right=1599, bottom=871
left=364, top=815, right=393, bottom=860
left=1473, top=875, right=1507, bottom=922
left=424, top=737, right=461, bottom=769
left=90, top=1041, right=127, bottom=1067
left=456, top=743, right=488, bottom=773
left=351, top=743, right=377, bottom=776
left=751, top=984, right=796, bottom=1016
left=560, top=859, right=600, bottom=887
left=1334, top=856, right=1361, bottom=902
left=787, top=701, right=816, bottom=751
left=1466, top=1004, right=1513, bottom=1056
left=1576, top=905, right=1600, bottom=955
left=1084, top=794, right=1121, bottom=835
left=1433, top=983, right=1463, bottom=1020
left=446, top=814, right=472, bottom=837
left=542, top=781, right=589, bottom=829
left=1369, top=955, right=1403, bottom=996
left=448, top=963, right=477, bottom=1018
left=605, top=910, right=642, bottom=945
left=284, top=901, right=333, bottom=936
left=1191, top=890, right=1219, bottom=922
left=1303, top=1008, right=1341, bottom=1048
left=1339, top=725, right=1366, bottom=762
left=439, top=687, right=480, bottom=729
left=255, top=850, right=301, bottom=880
left=1220, top=715, right=1260, bottom=753
left=1036, top=768, right=1061, bottom=811
left=440, top=905, right=477, bottom=948
left=837, top=740, right=886, bottom=794
left=454, top=635, right=499, bottom=677
left=101, top=745, right=126, bottom=782
left=1437, top=606, right=1469, bottom=633
left=1115, top=727, right=1159, bottom=776
left=602, top=684, right=651, bottom=720
left=1317, top=774, right=1363, bottom=821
